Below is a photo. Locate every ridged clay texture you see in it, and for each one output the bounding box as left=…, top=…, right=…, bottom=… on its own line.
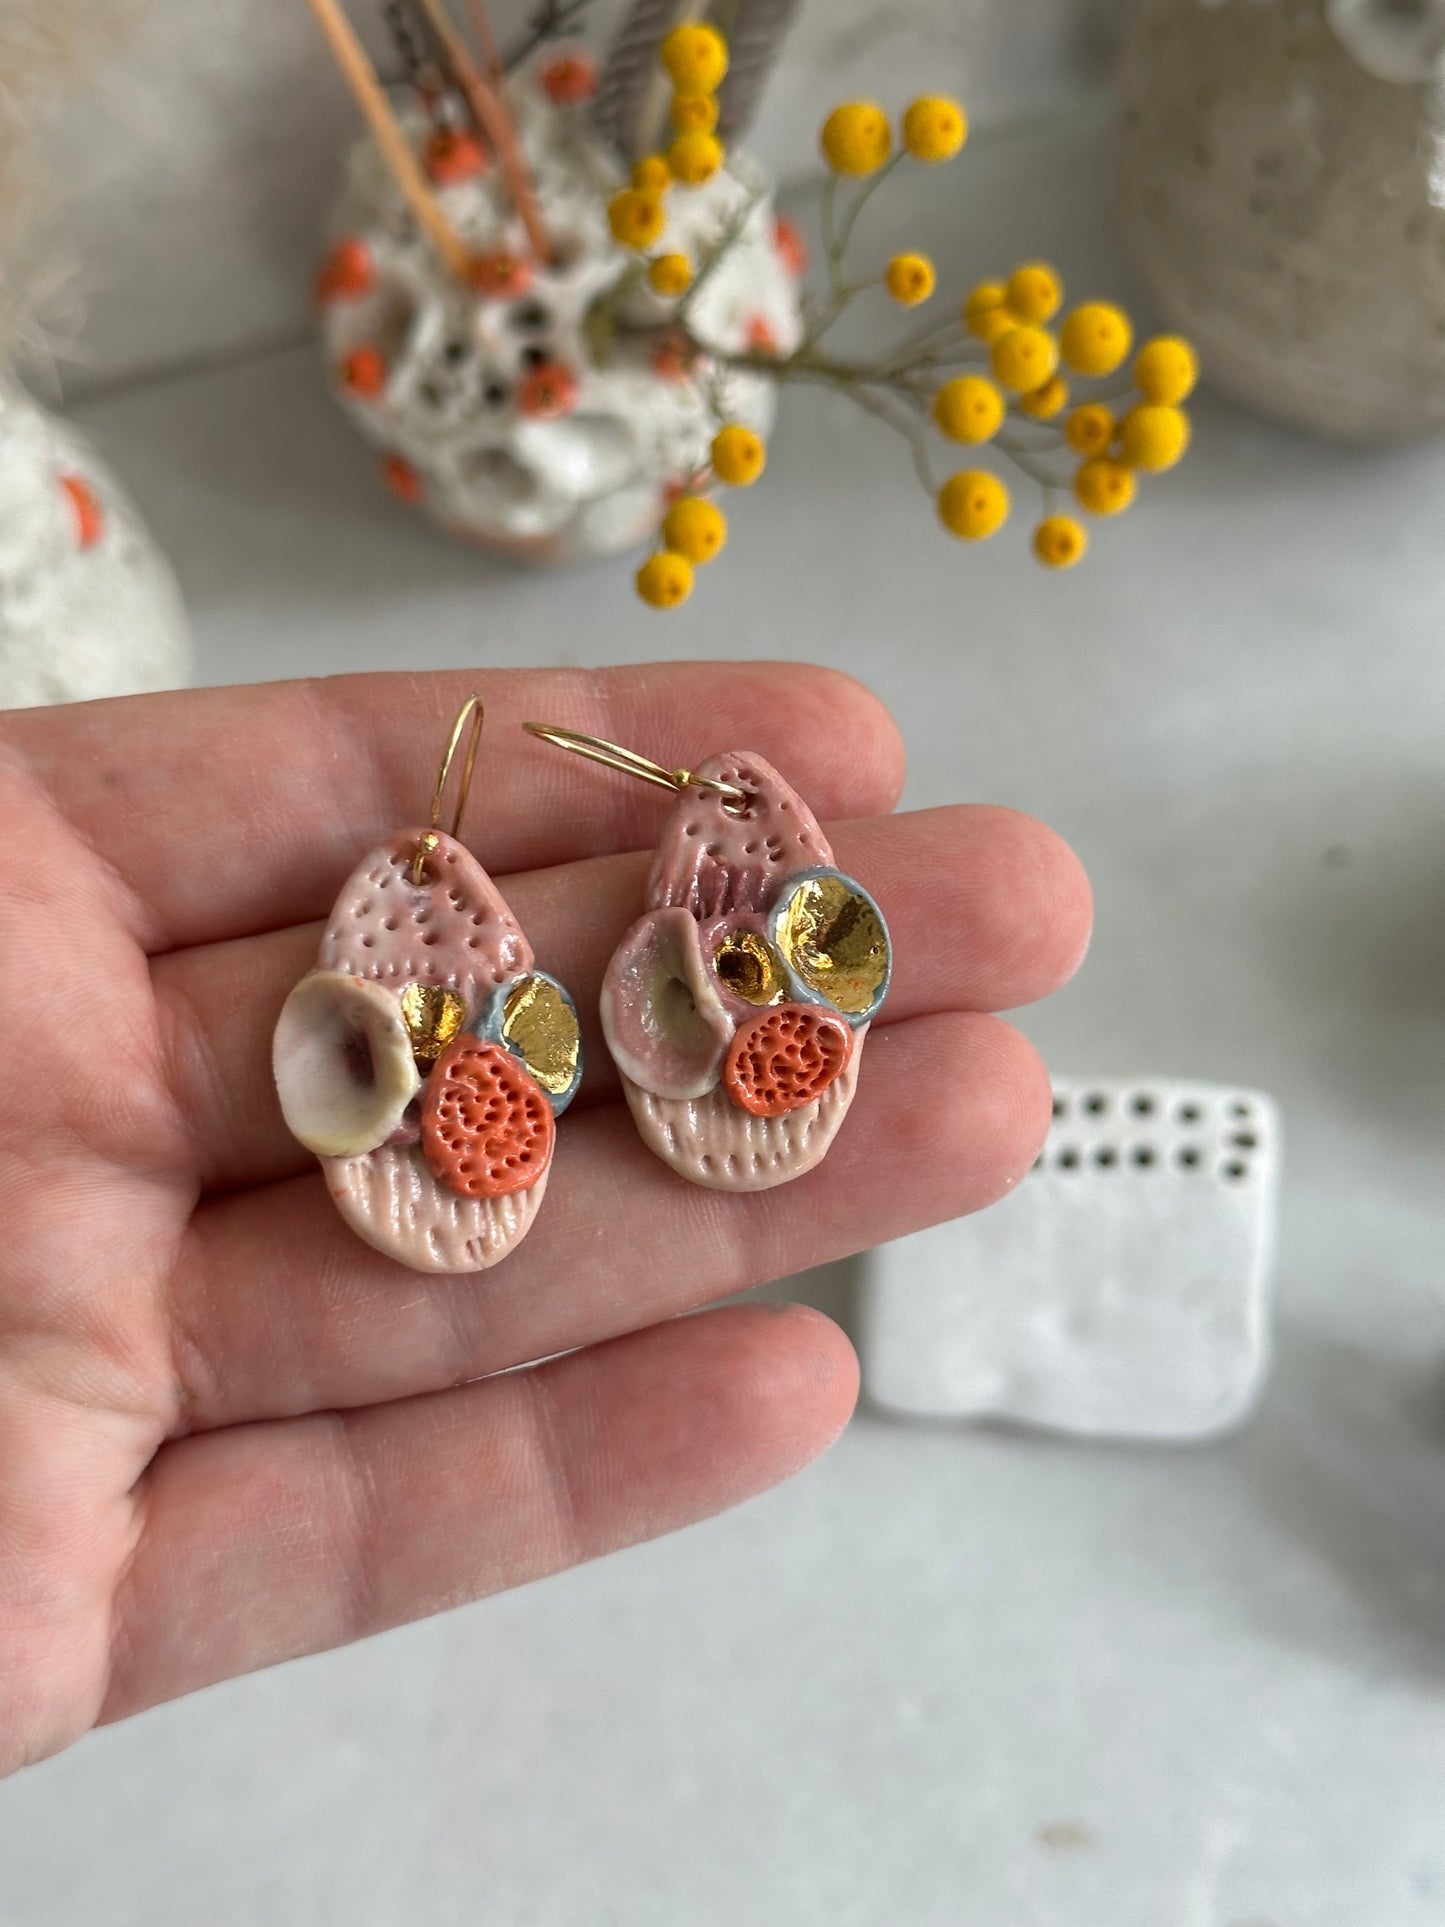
left=286, top=828, right=550, bottom=1272
left=604, top=752, right=870, bottom=1192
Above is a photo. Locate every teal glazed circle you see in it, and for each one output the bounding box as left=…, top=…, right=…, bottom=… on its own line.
left=478, top=971, right=584, bottom=1115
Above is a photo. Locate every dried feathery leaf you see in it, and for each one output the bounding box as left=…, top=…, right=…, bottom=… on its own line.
left=713, top=0, right=801, bottom=143
left=591, top=0, right=694, bottom=161
left=0, top=0, right=132, bottom=365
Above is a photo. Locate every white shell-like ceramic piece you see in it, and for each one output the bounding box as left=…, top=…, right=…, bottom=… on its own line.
left=278, top=827, right=554, bottom=1272
left=600, top=905, right=732, bottom=1100
left=319, top=76, right=802, bottom=560
left=272, top=968, right=422, bottom=1158
left=860, top=1077, right=1281, bottom=1441
left=0, top=378, right=190, bottom=708
left=605, top=752, right=874, bottom=1191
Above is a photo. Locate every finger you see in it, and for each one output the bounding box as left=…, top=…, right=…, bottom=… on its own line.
left=156, top=804, right=1090, bottom=1192
left=101, top=1303, right=857, bottom=1722
left=2, top=663, right=904, bottom=953
left=166, top=1011, right=1048, bottom=1431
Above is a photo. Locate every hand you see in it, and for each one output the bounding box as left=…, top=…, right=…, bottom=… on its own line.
left=0, top=663, right=1090, bottom=1772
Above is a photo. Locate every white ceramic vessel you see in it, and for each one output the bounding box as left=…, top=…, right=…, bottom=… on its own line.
left=860, top=1076, right=1281, bottom=1442
left=318, top=79, right=803, bottom=561
left=0, top=378, right=189, bottom=709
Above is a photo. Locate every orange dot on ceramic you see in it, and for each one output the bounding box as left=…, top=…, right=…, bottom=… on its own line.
left=773, top=214, right=808, bottom=278
left=723, top=1003, right=853, bottom=1118
left=425, top=127, right=488, bottom=185
left=745, top=315, right=780, bottom=356
left=542, top=50, right=598, bottom=103
left=469, top=250, right=534, bottom=298
left=421, top=1037, right=554, bottom=1199
left=341, top=345, right=388, bottom=398
left=314, top=236, right=373, bottom=304
left=517, top=361, right=580, bottom=419
left=651, top=333, right=697, bottom=383
left=58, top=473, right=104, bottom=549
left=381, top=455, right=423, bottom=503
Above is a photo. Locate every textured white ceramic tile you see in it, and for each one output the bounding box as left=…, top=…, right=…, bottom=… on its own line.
left=860, top=1077, right=1281, bottom=1440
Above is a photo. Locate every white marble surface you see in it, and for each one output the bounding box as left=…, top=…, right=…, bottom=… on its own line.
left=34, top=0, right=1123, bottom=392
left=5, top=107, right=1445, bottom=1926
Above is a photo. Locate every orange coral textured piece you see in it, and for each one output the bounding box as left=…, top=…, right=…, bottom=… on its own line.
left=723, top=1004, right=853, bottom=1119
left=421, top=1038, right=554, bottom=1199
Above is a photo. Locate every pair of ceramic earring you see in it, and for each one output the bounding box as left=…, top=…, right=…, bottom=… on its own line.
left=273, top=696, right=891, bottom=1275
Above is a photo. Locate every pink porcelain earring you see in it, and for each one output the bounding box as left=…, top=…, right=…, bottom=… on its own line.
left=524, top=723, right=890, bottom=1192
left=273, top=697, right=581, bottom=1272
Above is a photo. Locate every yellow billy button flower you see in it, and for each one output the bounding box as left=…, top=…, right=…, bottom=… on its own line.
left=885, top=251, right=935, bottom=305
left=1119, top=403, right=1191, bottom=472
left=902, top=95, right=967, bottom=162
left=660, top=23, right=728, bottom=93
left=1059, top=301, right=1133, bottom=377
left=668, top=131, right=724, bottom=185
left=648, top=252, right=693, bottom=297
left=933, top=374, right=1005, bottom=444
left=1005, top=262, right=1063, bottom=324
left=991, top=324, right=1060, bottom=394
left=632, top=154, right=672, bottom=193
left=711, top=424, right=766, bottom=486
left=662, top=495, right=728, bottom=562
left=636, top=551, right=694, bottom=608
left=1074, top=456, right=1136, bottom=517
left=1134, top=335, right=1199, bottom=406
left=1019, top=374, right=1068, bottom=420
left=937, top=470, right=1009, bottom=541
left=1065, top=402, right=1114, bottom=457
left=608, top=188, right=665, bottom=250
left=963, top=280, right=1013, bottom=344
left=671, top=91, right=720, bottom=134
left=820, top=101, right=891, bottom=175
left=1033, top=514, right=1088, bottom=569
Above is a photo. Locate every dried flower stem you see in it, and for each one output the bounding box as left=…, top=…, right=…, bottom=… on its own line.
left=302, top=0, right=471, bottom=279
left=465, top=0, right=505, bottom=78
left=413, top=0, right=554, bottom=262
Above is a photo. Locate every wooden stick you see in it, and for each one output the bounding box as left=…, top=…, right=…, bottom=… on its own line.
left=466, top=0, right=505, bottom=81
left=302, top=0, right=471, bottom=280
left=413, top=0, right=553, bottom=263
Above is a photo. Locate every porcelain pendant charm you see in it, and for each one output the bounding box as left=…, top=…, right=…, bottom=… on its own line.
left=601, top=751, right=889, bottom=1191
left=274, top=826, right=579, bottom=1271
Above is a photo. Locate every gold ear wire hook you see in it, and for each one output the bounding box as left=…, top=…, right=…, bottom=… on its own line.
left=412, top=694, right=485, bottom=883
left=521, top=721, right=747, bottom=805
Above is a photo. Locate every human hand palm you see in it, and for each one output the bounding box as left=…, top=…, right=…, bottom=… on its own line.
left=0, top=662, right=1089, bottom=1774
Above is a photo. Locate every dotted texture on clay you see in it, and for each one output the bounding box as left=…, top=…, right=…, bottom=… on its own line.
left=647, top=752, right=832, bottom=922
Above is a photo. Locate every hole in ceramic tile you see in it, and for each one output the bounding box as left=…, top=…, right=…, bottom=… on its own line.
left=1056, top=1146, right=1080, bottom=1171
left=1131, top=1145, right=1155, bottom=1167
left=1082, top=1093, right=1107, bottom=1115
left=1230, top=1132, right=1258, bottom=1149
left=1222, top=1159, right=1248, bottom=1182
left=1093, top=1145, right=1117, bottom=1167
left=1052, top=1094, right=1068, bottom=1118
left=1228, top=1099, right=1251, bottom=1118
left=1129, top=1092, right=1155, bottom=1116
left=1176, top=1145, right=1200, bottom=1169
left=1177, top=1101, right=1202, bottom=1124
